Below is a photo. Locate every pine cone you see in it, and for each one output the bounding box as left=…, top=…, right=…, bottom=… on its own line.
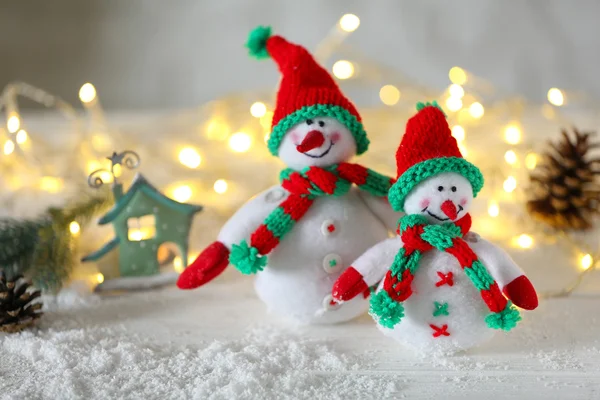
left=0, top=271, right=43, bottom=333
left=527, top=128, right=600, bottom=230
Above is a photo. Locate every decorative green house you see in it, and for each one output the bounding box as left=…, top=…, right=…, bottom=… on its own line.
left=82, top=151, right=202, bottom=282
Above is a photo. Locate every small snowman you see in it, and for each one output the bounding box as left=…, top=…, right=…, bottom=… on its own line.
left=178, top=26, right=399, bottom=324
left=332, top=102, right=538, bottom=353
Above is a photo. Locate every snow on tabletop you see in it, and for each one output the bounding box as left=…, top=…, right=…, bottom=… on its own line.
left=1, top=278, right=599, bottom=399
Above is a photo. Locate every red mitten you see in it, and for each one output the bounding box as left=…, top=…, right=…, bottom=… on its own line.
left=503, top=275, right=539, bottom=310
left=177, top=241, right=230, bottom=289
left=332, top=267, right=369, bottom=302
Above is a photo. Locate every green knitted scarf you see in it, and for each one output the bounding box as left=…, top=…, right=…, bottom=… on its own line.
left=229, top=163, right=394, bottom=274
left=370, top=214, right=521, bottom=331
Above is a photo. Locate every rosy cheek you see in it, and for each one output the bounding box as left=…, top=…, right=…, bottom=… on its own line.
left=330, top=132, right=341, bottom=143
left=460, top=198, right=467, bottom=206
left=419, top=198, right=430, bottom=209
left=290, top=132, right=300, bottom=143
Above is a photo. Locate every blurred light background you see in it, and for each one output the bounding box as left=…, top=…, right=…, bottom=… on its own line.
left=1, top=0, right=599, bottom=110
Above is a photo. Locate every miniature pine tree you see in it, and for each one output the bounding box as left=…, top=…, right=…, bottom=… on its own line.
left=0, top=190, right=113, bottom=293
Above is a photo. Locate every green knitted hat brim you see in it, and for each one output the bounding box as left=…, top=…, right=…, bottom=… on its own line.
left=267, top=104, right=370, bottom=156
left=388, top=157, right=484, bottom=212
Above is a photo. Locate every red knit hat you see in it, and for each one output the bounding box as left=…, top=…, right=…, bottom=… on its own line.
left=246, top=26, right=369, bottom=156
left=388, top=101, right=484, bottom=212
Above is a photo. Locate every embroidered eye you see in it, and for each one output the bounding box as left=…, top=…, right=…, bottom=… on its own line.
left=451, top=186, right=457, bottom=192
left=306, top=119, right=314, bottom=125
left=437, top=186, right=444, bottom=192
left=318, top=121, right=325, bottom=127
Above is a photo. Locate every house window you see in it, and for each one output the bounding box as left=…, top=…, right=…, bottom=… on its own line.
left=127, top=215, right=156, bottom=241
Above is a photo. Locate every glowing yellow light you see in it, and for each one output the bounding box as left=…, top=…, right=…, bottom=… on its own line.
left=264, top=133, right=270, bottom=143
left=456, top=109, right=471, bottom=124
left=15, top=129, right=28, bottom=144
left=469, top=102, right=484, bottom=119
left=260, top=111, right=274, bottom=130
left=458, top=142, right=468, bottom=157
left=87, top=160, right=100, bottom=174
left=79, top=83, right=97, bottom=103
left=339, top=14, right=360, bottom=32
left=503, top=176, right=517, bottom=193
left=213, top=179, right=228, bottom=194
left=91, top=134, right=111, bottom=151
left=206, top=119, right=229, bottom=141
left=332, top=60, right=354, bottom=80
left=504, top=124, right=522, bottom=145
left=173, top=257, right=184, bottom=273
left=3, top=140, right=15, bottom=155
left=250, top=102, right=267, bottom=118
left=228, top=132, right=252, bottom=153
left=112, top=163, right=122, bottom=178
left=172, top=185, right=192, bottom=203
left=515, top=234, right=534, bottom=249
left=525, top=153, right=538, bottom=170
left=504, top=150, right=518, bottom=165
left=580, top=254, right=593, bottom=270
left=40, top=176, right=64, bottom=193
left=86, top=159, right=113, bottom=183
left=448, top=84, right=465, bottom=99
left=178, top=147, right=202, bottom=169
left=451, top=125, right=465, bottom=142
left=69, top=221, right=81, bottom=235
left=7, top=114, right=20, bottom=134
left=102, top=171, right=113, bottom=183
left=379, top=85, right=401, bottom=106
left=547, top=88, right=564, bottom=106
left=445, top=97, right=463, bottom=112
left=488, top=201, right=500, bottom=218
left=129, top=229, right=143, bottom=241
left=449, top=66, right=467, bottom=85
left=96, top=273, right=105, bottom=284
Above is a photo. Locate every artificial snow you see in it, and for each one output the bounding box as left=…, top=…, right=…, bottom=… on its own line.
left=1, top=283, right=401, bottom=400
left=1, top=278, right=599, bottom=399
left=0, top=327, right=400, bottom=399
left=1, top=273, right=600, bottom=400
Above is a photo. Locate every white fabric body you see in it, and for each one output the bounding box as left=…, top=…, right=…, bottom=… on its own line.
left=218, top=185, right=398, bottom=324
left=353, top=231, right=525, bottom=354
left=215, top=117, right=400, bottom=324
left=351, top=172, right=526, bottom=353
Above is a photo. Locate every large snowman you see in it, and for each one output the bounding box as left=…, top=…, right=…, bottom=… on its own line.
left=178, top=26, right=398, bottom=324
left=332, top=102, right=538, bottom=353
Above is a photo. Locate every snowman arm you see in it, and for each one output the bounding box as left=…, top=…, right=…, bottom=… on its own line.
left=177, top=186, right=286, bottom=289
left=357, top=191, right=403, bottom=233
left=332, top=237, right=402, bottom=301
left=353, top=236, right=403, bottom=286
left=472, top=235, right=539, bottom=310
left=217, top=185, right=288, bottom=248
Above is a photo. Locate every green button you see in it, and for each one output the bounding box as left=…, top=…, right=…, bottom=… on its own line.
left=433, top=301, right=449, bottom=317
left=329, top=259, right=337, bottom=268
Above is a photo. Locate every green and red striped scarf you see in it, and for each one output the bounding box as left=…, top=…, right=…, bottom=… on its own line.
left=370, top=213, right=521, bottom=331
left=229, top=163, right=394, bottom=274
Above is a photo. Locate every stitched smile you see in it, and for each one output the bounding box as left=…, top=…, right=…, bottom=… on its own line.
left=422, top=205, right=464, bottom=221
left=302, top=141, right=334, bottom=158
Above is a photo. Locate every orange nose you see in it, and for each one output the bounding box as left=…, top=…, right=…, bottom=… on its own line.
left=441, top=200, right=457, bottom=220
left=296, top=130, right=325, bottom=153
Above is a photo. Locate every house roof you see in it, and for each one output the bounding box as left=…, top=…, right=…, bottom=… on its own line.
left=98, top=173, right=203, bottom=225
left=81, top=237, right=120, bottom=262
